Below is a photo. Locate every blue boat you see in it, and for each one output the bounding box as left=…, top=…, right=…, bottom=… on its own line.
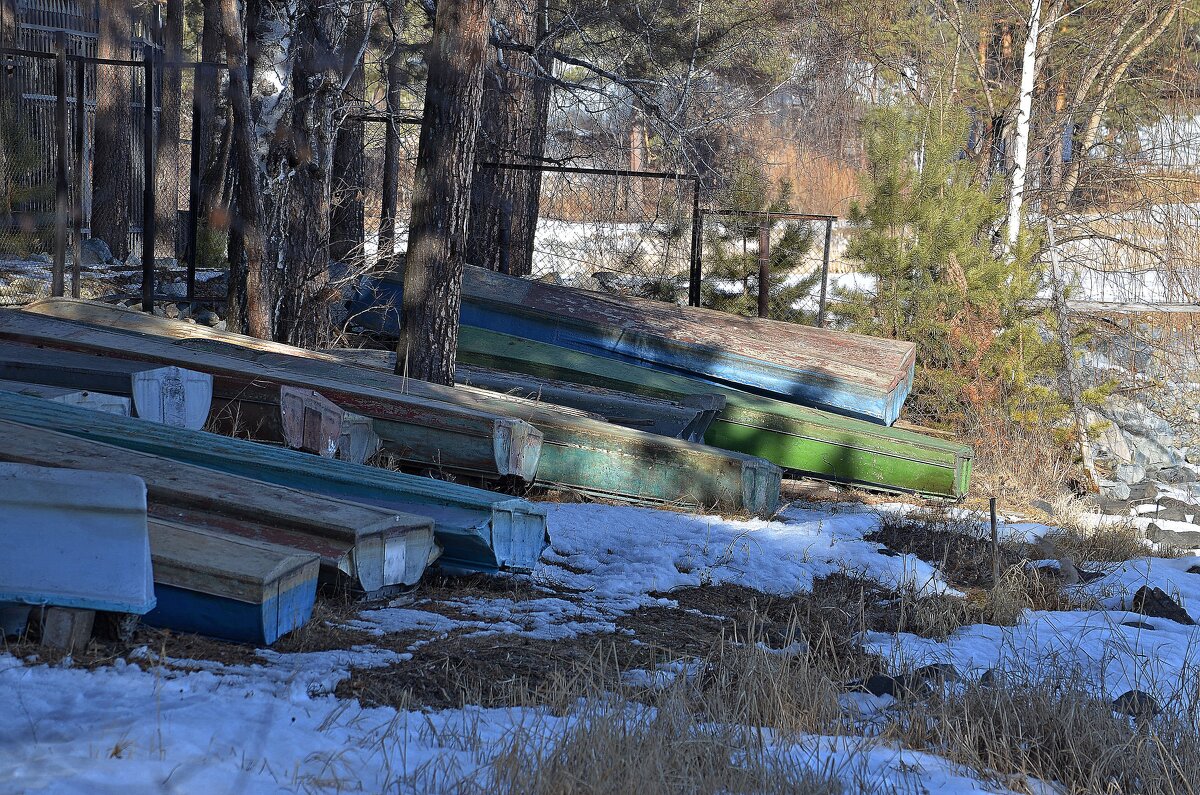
left=350, top=266, right=916, bottom=425
left=143, top=520, right=319, bottom=645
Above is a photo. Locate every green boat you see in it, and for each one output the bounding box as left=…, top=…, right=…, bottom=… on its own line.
left=455, top=327, right=973, bottom=499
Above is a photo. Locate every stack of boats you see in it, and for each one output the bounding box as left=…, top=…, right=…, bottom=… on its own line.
left=0, top=268, right=971, bottom=647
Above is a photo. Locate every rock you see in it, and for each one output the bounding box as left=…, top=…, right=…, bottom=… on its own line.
left=163, top=303, right=180, bottom=319
left=160, top=281, right=187, bottom=299
left=1148, top=497, right=1195, bottom=523
left=212, top=320, right=226, bottom=331
left=193, top=308, right=220, bottom=327
left=913, top=663, right=960, bottom=685
left=1098, top=479, right=1131, bottom=502
left=1188, top=565, right=1200, bottom=574
left=1121, top=620, right=1155, bottom=630
left=80, top=238, right=113, bottom=266
left=1116, top=463, right=1147, bottom=484
left=856, top=674, right=900, bottom=698
left=1126, top=481, right=1158, bottom=502
left=28, top=252, right=51, bottom=264
left=1130, top=585, right=1195, bottom=626
left=1112, top=690, right=1159, bottom=719
left=124, top=255, right=141, bottom=269
left=1158, top=466, right=1198, bottom=485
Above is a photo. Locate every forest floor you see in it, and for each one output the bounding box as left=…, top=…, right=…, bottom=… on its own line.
left=3, top=491, right=1200, bottom=793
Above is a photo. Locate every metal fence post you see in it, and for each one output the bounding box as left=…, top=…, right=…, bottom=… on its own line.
left=757, top=218, right=771, bottom=318
left=52, top=31, right=68, bottom=298
left=186, top=62, right=204, bottom=302
left=72, top=57, right=84, bottom=298
left=816, top=217, right=833, bottom=327
left=688, top=177, right=702, bottom=307
left=141, top=45, right=157, bottom=312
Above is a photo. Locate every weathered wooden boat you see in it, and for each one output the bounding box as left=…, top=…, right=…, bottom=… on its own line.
left=0, top=377, right=131, bottom=415
left=329, top=347, right=723, bottom=443
left=455, top=327, right=974, bottom=499
left=15, top=302, right=781, bottom=514
left=279, top=385, right=381, bottom=463
left=0, top=389, right=548, bottom=573
left=0, top=308, right=544, bottom=482
left=0, top=463, right=155, bottom=614
left=144, top=519, right=320, bottom=645
left=0, top=420, right=438, bottom=592
left=0, top=341, right=212, bottom=428
left=349, top=266, right=917, bottom=425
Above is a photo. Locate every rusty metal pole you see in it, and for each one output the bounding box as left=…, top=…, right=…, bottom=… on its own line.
left=141, top=44, right=157, bottom=312
left=688, top=177, right=702, bottom=307
left=52, top=32, right=68, bottom=297
left=816, top=217, right=833, bottom=327
left=756, top=219, right=770, bottom=318
left=72, top=56, right=84, bottom=298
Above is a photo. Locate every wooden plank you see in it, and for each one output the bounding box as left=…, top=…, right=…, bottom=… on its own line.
left=0, top=341, right=211, bottom=428
left=455, top=327, right=974, bottom=499
left=0, top=463, right=155, bottom=615
left=0, top=389, right=549, bottom=574
left=280, top=385, right=344, bottom=457
left=143, top=519, right=320, bottom=645
left=16, top=302, right=779, bottom=514
left=330, top=347, right=723, bottom=442
left=350, top=266, right=917, bottom=424
left=0, top=422, right=437, bottom=592
left=2, top=307, right=544, bottom=481
left=41, top=607, right=95, bottom=653
left=278, top=385, right=382, bottom=464
left=0, top=377, right=131, bottom=415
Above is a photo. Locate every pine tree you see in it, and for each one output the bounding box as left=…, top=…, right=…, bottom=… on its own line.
left=839, top=102, right=1058, bottom=427
left=702, top=164, right=818, bottom=323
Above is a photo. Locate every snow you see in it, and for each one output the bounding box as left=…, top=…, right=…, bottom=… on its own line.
left=4, top=499, right=1197, bottom=793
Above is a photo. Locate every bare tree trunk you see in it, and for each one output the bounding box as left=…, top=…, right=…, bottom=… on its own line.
left=274, top=0, right=347, bottom=347
left=196, top=0, right=229, bottom=258
left=329, top=3, right=368, bottom=271
left=397, top=0, right=493, bottom=383
left=220, top=0, right=271, bottom=338
left=93, top=0, right=133, bottom=260
left=466, top=0, right=552, bottom=276
left=154, top=0, right=184, bottom=260
left=627, top=104, right=645, bottom=215
left=378, top=44, right=404, bottom=267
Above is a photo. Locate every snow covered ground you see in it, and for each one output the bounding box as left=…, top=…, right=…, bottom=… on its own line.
left=3, top=500, right=1198, bottom=794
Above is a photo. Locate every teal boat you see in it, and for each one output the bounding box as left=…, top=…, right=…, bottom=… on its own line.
left=0, top=389, right=549, bottom=574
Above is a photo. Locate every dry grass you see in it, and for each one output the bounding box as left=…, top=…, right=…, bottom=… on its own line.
left=886, top=666, right=1200, bottom=795
left=965, top=415, right=1082, bottom=515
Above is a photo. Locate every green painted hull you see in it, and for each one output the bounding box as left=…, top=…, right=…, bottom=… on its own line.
left=456, top=327, right=973, bottom=499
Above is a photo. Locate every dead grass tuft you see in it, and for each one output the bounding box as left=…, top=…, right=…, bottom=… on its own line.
left=887, top=666, right=1200, bottom=795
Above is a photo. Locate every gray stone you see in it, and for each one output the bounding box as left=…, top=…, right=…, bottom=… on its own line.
left=212, top=320, right=227, bottom=331
left=124, top=254, right=141, bottom=269
left=1115, top=463, right=1147, bottom=484
left=1158, top=466, right=1198, bottom=485
left=193, top=308, right=220, bottom=327
left=80, top=238, right=113, bottom=266
left=163, top=303, right=180, bottom=319
left=1112, top=689, right=1159, bottom=719
left=1098, top=479, right=1131, bottom=501
left=28, top=252, right=51, bottom=264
